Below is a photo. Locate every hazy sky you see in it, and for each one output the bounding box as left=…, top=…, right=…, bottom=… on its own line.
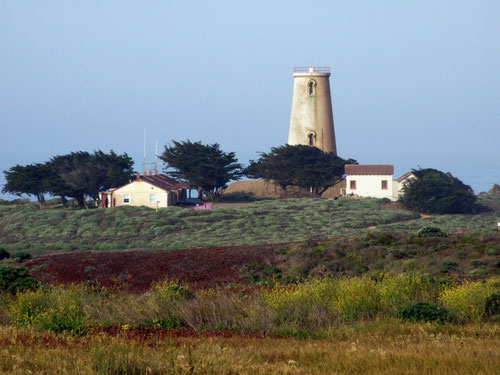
left=1, top=0, right=499, bottom=198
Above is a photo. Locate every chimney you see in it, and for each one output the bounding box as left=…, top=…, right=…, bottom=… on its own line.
left=143, top=171, right=147, bottom=176
left=136, top=172, right=140, bottom=179
left=149, top=170, right=153, bottom=176
left=155, top=170, right=158, bottom=175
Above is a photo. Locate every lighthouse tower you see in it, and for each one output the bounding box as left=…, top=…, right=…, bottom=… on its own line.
left=288, top=66, right=337, bottom=155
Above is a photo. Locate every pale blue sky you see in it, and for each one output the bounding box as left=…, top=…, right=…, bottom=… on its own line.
left=1, top=0, right=499, bottom=197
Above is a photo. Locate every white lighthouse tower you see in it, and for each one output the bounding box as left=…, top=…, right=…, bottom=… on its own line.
left=288, top=66, right=337, bottom=155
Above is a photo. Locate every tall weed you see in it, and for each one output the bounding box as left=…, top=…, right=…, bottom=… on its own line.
left=10, top=285, right=87, bottom=335
left=439, top=278, right=500, bottom=322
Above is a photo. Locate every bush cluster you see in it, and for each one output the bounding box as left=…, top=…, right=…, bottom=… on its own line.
left=399, top=302, right=451, bottom=323
left=400, top=168, right=477, bottom=214
left=0, top=249, right=10, bottom=260
left=0, top=266, right=38, bottom=294
left=417, top=226, right=447, bottom=238
left=12, top=251, right=33, bottom=261
left=1, top=275, right=499, bottom=337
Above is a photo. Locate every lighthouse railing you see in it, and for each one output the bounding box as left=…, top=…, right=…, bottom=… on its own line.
left=293, top=67, right=331, bottom=73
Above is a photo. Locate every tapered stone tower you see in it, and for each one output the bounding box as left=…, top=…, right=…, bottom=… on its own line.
left=288, top=66, right=337, bottom=155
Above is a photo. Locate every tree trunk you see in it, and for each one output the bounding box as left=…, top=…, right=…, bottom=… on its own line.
left=60, top=195, right=68, bottom=208
left=76, top=194, right=86, bottom=208
left=36, top=193, right=46, bottom=209
left=197, top=187, right=204, bottom=201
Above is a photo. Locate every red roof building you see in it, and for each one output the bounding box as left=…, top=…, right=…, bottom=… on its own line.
left=99, top=171, right=189, bottom=209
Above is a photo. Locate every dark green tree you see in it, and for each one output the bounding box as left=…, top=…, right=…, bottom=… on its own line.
left=50, top=150, right=134, bottom=208
left=160, top=140, right=242, bottom=200
left=246, top=144, right=356, bottom=196
left=400, top=168, right=477, bottom=214
left=2, top=163, right=53, bottom=208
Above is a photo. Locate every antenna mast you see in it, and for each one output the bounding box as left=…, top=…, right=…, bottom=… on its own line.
left=142, top=129, right=157, bottom=173
left=143, top=128, right=146, bottom=173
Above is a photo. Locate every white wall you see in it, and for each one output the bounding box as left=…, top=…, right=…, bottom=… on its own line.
left=111, top=180, right=170, bottom=208
left=346, top=174, right=395, bottom=200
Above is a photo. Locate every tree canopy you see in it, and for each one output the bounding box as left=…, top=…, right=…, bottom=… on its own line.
left=160, top=140, right=242, bottom=200
left=2, top=163, right=53, bottom=208
left=245, top=144, right=356, bottom=196
left=50, top=151, right=134, bottom=208
left=400, top=168, right=477, bottom=214
left=3, top=150, right=135, bottom=209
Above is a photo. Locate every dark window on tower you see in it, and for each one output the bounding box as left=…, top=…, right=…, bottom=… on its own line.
left=308, top=81, right=315, bottom=96
left=308, top=132, right=315, bottom=146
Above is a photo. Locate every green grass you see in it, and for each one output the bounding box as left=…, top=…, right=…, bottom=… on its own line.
left=0, top=198, right=421, bottom=250
left=0, top=196, right=498, bottom=251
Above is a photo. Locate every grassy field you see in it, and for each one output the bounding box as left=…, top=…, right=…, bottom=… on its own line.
left=0, top=197, right=499, bottom=373
left=0, top=275, right=499, bottom=374
left=269, top=233, right=500, bottom=280
left=0, top=196, right=498, bottom=251
left=0, top=323, right=498, bottom=374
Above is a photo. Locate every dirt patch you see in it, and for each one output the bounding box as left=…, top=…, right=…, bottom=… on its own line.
left=26, top=244, right=282, bottom=292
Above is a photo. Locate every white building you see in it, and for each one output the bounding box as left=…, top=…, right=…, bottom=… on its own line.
left=345, top=165, right=397, bottom=200
left=394, top=172, right=416, bottom=198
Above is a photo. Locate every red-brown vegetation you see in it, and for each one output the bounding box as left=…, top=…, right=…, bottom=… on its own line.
left=26, top=244, right=280, bottom=291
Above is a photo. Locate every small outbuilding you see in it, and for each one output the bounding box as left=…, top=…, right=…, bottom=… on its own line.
left=345, top=164, right=396, bottom=200
left=99, top=171, right=189, bottom=209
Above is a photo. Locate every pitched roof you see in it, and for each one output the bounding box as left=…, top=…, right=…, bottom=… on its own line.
left=136, top=174, right=190, bottom=191
left=345, top=164, right=394, bottom=176
left=396, top=172, right=416, bottom=182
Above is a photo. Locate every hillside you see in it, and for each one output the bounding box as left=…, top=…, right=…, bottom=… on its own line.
left=21, top=232, right=499, bottom=291
left=0, top=196, right=498, bottom=252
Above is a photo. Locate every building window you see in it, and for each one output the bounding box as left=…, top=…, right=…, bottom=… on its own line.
left=381, top=180, right=388, bottom=190
left=150, top=194, right=156, bottom=203
left=308, top=80, right=316, bottom=96
left=350, top=180, right=356, bottom=190
left=308, top=131, right=316, bottom=146
left=123, top=194, right=130, bottom=203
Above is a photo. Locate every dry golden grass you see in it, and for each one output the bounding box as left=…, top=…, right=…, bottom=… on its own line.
left=0, top=323, right=498, bottom=374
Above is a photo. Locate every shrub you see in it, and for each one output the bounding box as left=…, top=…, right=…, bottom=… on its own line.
left=417, top=226, right=447, bottom=238
left=485, top=293, right=500, bottom=318
left=400, top=168, right=477, bottom=214
left=12, top=252, right=33, bottom=261
left=0, top=266, right=38, bottom=294
left=377, top=273, right=446, bottom=312
left=151, top=280, right=194, bottom=303
left=332, top=277, right=380, bottom=319
left=261, top=279, right=340, bottom=328
left=399, top=302, right=450, bottom=323
left=11, top=285, right=87, bottom=335
left=440, top=261, right=458, bottom=273
left=0, top=249, right=10, bottom=260
left=439, top=278, right=500, bottom=322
